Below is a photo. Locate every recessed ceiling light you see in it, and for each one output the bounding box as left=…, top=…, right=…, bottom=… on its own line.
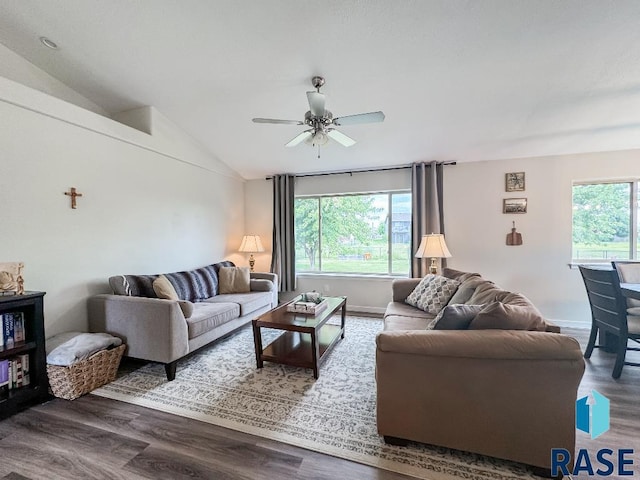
left=39, top=37, right=58, bottom=50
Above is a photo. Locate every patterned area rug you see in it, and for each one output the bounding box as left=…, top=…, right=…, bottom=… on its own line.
left=92, top=317, right=539, bottom=480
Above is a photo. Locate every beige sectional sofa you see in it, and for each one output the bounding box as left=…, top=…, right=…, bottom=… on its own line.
left=88, top=261, right=277, bottom=380
left=376, top=268, right=585, bottom=474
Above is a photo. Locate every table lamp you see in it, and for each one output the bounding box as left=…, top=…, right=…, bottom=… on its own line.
left=239, top=235, right=265, bottom=272
left=415, top=233, right=452, bottom=274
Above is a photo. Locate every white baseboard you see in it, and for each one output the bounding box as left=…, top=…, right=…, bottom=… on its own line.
left=548, top=318, right=591, bottom=329
left=347, top=305, right=385, bottom=317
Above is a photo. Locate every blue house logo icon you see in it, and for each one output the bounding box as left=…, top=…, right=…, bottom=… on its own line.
left=576, top=389, right=610, bottom=439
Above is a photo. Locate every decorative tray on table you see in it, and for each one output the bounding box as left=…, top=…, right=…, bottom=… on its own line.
left=286, top=292, right=328, bottom=315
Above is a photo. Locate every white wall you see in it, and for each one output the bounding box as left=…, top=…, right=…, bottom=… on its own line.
left=245, top=152, right=640, bottom=322
left=0, top=42, right=108, bottom=116
left=0, top=75, right=245, bottom=337
left=445, top=151, right=640, bottom=323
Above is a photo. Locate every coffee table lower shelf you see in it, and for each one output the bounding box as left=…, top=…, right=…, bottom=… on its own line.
left=261, top=324, right=342, bottom=371
left=253, top=295, right=347, bottom=379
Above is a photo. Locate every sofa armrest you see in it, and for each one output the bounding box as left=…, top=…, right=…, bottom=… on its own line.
left=250, top=272, right=276, bottom=281
left=250, top=279, right=272, bottom=292
left=87, top=294, right=189, bottom=364
left=250, top=272, right=278, bottom=307
left=392, top=278, right=421, bottom=302
left=375, top=330, right=585, bottom=469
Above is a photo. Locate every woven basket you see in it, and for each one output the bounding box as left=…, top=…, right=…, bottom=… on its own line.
left=47, top=344, right=125, bottom=400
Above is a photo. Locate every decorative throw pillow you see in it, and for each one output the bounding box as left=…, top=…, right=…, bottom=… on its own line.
left=405, top=274, right=460, bottom=314
left=446, top=281, right=479, bottom=306
left=219, top=266, right=251, bottom=294
left=153, top=275, right=179, bottom=301
left=178, top=300, right=194, bottom=319
left=427, top=304, right=485, bottom=330
left=405, top=274, right=435, bottom=307
left=153, top=275, right=194, bottom=318
left=468, top=301, right=548, bottom=331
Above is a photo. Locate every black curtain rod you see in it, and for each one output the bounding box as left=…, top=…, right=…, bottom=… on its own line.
left=264, top=161, right=456, bottom=180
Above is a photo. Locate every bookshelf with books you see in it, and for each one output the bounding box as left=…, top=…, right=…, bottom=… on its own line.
left=0, top=291, right=48, bottom=419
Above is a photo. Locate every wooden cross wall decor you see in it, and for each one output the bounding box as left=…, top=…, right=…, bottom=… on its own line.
left=64, top=187, right=83, bottom=209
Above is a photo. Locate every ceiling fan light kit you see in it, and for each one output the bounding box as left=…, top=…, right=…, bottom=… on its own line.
left=252, top=76, right=384, bottom=154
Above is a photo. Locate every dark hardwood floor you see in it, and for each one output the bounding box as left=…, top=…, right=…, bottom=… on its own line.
left=0, top=327, right=639, bottom=479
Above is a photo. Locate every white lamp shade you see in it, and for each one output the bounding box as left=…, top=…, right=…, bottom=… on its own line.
left=239, top=235, right=265, bottom=253
left=415, top=234, right=452, bottom=258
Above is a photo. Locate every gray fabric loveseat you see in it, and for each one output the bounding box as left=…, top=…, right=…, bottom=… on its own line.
left=376, top=268, right=585, bottom=475
left=88, top=261, right=278, bottom=380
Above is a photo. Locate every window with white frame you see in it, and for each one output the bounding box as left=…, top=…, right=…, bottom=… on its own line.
left=572, top=180, right=639, bottom=261
left=295, top=192, right=411, bottom=275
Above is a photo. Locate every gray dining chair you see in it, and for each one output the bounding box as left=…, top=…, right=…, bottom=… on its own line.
left=612, top=261, right=640, bottom=314
left=579, top=265, right=640, bottom=378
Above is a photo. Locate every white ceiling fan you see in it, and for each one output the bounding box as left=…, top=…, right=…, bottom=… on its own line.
left=252, top=76, right=385, bottom=154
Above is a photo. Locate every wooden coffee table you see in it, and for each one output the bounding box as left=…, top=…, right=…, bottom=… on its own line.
left=252, top=296, right=347, bottom=379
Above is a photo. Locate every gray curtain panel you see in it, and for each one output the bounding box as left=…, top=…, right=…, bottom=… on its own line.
left=270, top=174, right=296, bottom=292
left=411, top=161, right=445, bottom=278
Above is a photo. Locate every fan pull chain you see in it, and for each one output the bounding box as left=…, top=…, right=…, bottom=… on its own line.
left=317, top=145, right=321, bottom=159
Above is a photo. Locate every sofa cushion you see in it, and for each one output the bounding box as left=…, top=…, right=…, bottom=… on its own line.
left=497, top=291, right=536, bottom=308
left=204, top=291, right=273, bottom=316
left=442, top=268, right=482, bottom=283
left=186, top=302, right=240, bottom=339
left=468, top=301, right=548, bottom=331
left=446, top=276, right=486, bottom=305
left=384, top=315, right=432, bottom=331
left=405, top=274, right=460, bottom=314
left=428, top=304, right=485, bottom=330
left=466, top=281, right=501, bottom=305
left=384, top=301, right=433, bottom=320
left=109, top=274, right=158, bottom=297
left=153, top=275, right=179, bottom=301
left=219, top=266, right=250, bottom=294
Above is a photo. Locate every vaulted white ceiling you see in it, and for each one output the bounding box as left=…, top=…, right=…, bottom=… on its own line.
left=2, top=1, right=640, bottom=179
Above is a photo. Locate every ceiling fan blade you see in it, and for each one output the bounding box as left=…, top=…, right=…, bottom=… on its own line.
left=306, top=92, right=326, bottom=117
left=253, top=118, right=304, bottom=125
left=285, top=130, right=313, bottom=147
left=327, top=129, right=356, bottom=147
left=333, top=111, right=385, bottom=126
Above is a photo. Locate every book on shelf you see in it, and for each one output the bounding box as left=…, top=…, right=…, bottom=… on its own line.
left=1, top=312, right=25, bottom=348
left=0, top=359, right=8, bottom=393
left=21, top=353, right=30, bottom=386
left=1, top=354, right=30, bottom=390
left=13, top=312, right=25, bottom=342
left=2, top=313, right=15, bottom=348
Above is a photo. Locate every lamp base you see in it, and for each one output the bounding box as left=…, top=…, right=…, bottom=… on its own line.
left=429, top=257, right=438, bottom=275
left=249, top=254, right=255, bottom=272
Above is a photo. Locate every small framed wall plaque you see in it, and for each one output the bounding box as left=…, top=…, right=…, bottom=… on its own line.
left=503, top=198, right=527, bottom=214
left=505, top=172, right=525, bottom=192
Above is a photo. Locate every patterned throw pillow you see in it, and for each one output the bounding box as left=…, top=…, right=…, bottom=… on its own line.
left=405, top=274, right=460, bottom=314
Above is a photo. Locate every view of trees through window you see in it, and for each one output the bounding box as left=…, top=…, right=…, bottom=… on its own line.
left=295, top=192, right=411, bottom=275
left=572, top=181, right=639, bottom=261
